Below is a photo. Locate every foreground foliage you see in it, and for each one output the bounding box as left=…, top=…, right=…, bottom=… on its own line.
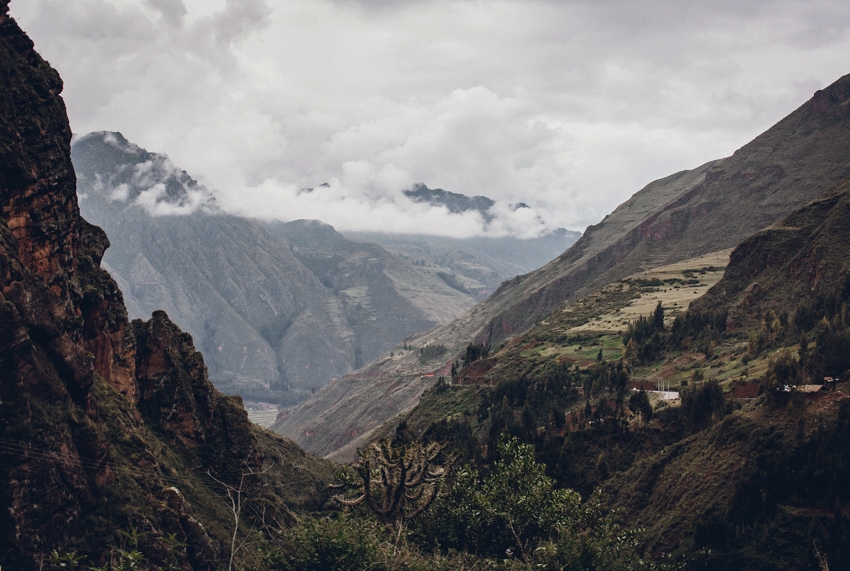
left=264, top=437, right=683, bottom=571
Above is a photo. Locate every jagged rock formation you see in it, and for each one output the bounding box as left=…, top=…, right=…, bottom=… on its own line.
left=275, top=72, right=850, bottom=459
left=0, top=6, right=333, bottom=568
left=73, top=132, right=478, bottom=404
left=404, top=182, right=496, bottom=217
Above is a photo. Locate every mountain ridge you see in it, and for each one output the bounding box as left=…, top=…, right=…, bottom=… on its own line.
left=73, top=131, right=480, bottom=404
left=273, top=71, right=850, bottom=459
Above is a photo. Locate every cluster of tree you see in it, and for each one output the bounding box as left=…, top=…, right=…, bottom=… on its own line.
left=624, top=300, right=724, bottom=362
left=629, top=389, right=653, bottom=425
left=419, top=343, right=448, bottom=364
left=464, top=342, right=490, bottom=364
left=626, top=272, right=850, bottom=381
left=623, top=302, right=666, bottom=364
left=679, top=380, right=729, bottom=434
left=752, top=275, right=850, bottom=396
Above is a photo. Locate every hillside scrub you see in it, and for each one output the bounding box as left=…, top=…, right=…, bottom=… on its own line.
left=394, top=254, right=850, bottom=569
left=264, top=437, right=684, bottom=571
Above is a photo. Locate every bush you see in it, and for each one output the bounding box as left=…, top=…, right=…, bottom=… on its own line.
left=264, top=514, right=387, bottom=571
left=418, top=436, right=580, bottom=560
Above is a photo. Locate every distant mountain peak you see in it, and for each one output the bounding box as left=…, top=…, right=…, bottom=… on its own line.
left=73, top=131, right=215, bottom=216
left=404, top=183, right=496, bottom=217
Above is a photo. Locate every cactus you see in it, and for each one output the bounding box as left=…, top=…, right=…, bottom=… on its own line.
left=332, top=439, right=451, bottom=534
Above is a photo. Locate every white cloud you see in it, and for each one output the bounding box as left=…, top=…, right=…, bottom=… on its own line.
left=110, top=183, right=131, bottom=202
left=10, top=0, right=850, bottom=236
left=133, top=182, right=211, bottom=215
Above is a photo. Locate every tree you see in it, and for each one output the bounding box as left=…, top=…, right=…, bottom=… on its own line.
left=653, top=300, right=665, bottom=330
left=207, top=463, right=274, bottom=571
left=481, top=436, right=581, bottom=561
left=629, top=389, right=653, bottom=425
left=420, top=436, right=580, bottom=561
left=680, top=380, right=727, bottom=433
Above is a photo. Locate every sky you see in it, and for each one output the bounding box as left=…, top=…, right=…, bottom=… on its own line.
left=10, top=0, right=850, bottom=238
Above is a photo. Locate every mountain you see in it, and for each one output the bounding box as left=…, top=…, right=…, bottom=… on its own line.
left=345, top=228, right=581, bottom=299
left=73, top=132, right=478, bottom=405
left=403, top=182, right=496, bottom=217
left=692, top=176, right=850, bottom=327
left=251, top=172, right=850, bottom=567
left=601, top=176, right=850, bottom=563
left=0, top=8, right=333, bottom=569
left=335, top=174, right=850, bottom=568
left=273, top=72, right=850, bottom=459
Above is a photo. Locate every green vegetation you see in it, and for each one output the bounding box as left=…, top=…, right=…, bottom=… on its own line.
left=264, top=437, right=683, bottom=570
left=419, top=343, right=448, bottom=364
left=392, top=233, right=850, bottom=569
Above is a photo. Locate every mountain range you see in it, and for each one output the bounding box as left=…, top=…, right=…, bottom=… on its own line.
left=5, top=3, right=850, bottom=567
left=272, top=72, right=850, bottom=459
left=73, top=133, right=577, bottom=405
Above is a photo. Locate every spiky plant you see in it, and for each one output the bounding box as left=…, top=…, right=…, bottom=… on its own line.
left=332, top=439, right=451, bottom=535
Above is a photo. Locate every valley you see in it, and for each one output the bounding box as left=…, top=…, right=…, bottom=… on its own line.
left=73, top=132, right=575, bottom=406
left=274, top=72, right=850, bottom=460
left=4, top=2, right=850, bottom=569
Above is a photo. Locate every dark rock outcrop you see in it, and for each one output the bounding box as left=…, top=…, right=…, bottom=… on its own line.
left=0, top=7, right=333, bottom=569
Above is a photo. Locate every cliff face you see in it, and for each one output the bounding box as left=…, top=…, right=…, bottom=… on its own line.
left=0, top=6, right=333, bottom=569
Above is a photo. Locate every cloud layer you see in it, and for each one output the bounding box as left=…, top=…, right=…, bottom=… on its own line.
left=12, top=0, right=850, bottom=236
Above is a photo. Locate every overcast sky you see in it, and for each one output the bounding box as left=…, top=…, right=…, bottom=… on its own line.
left=10, top=0, right=850, bottom=237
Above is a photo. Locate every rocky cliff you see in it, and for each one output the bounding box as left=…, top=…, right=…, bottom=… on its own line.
left=0, top=6, right=333, bottom=568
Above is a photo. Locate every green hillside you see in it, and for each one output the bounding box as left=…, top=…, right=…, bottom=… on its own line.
left=381, top=177, right=850, bottom=569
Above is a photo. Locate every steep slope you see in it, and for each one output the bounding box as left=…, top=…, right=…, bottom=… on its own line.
left=275, top=72, right=850, bottom=458
left=692, top=176, right=850, bottom=327
left=346, top=228, right=581, bottom=298
left=600, top=177, right=850, bottom=566
left=0, top=8, right=333, bottom=569
left=267, top=219, right=473, bottom=360
left=470, top=74, right=850, bottom=346
left=367, top=176, right=850, bottom=568
left=73, top=132, right=477, bottom=404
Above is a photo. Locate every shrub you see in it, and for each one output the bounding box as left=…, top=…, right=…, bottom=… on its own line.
left=264, top=514, right=386, bottom=571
